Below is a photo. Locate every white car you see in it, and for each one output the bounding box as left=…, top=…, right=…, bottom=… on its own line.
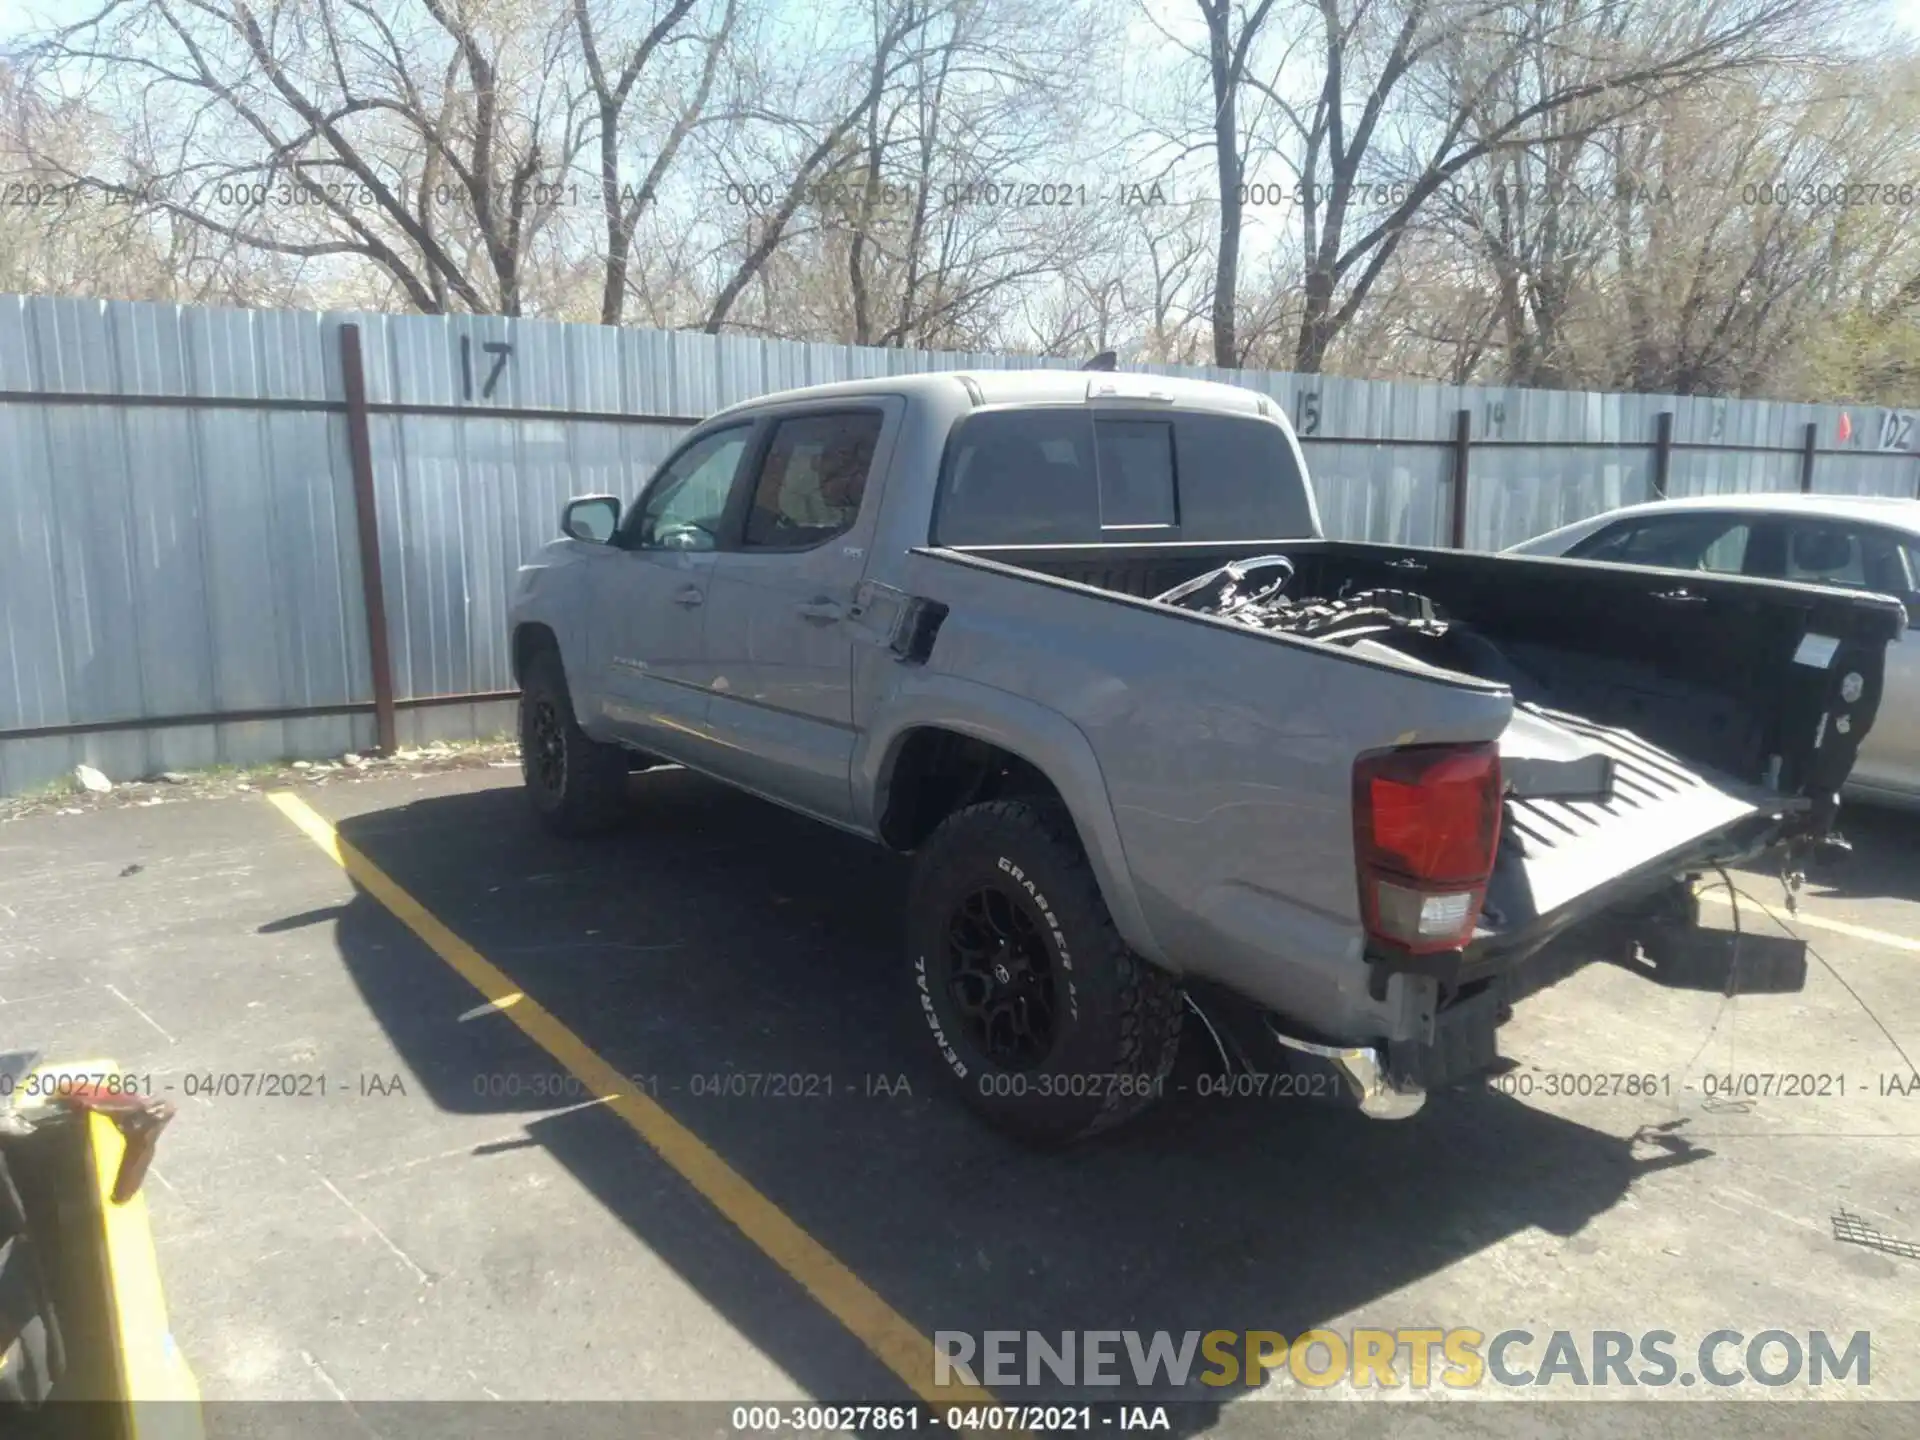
left=1509, top=493, right=1920, bottom=810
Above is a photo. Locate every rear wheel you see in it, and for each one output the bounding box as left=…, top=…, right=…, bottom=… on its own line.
left=518, top=647, right=630, bottom=836
left=906, top=799, right=1183, bottom=1145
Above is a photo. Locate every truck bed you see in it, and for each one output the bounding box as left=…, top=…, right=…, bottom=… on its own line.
left=930, top=536, right=1905, bottom=957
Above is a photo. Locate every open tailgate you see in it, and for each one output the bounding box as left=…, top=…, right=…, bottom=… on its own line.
left=1482, top=703, right=1786, bottom=950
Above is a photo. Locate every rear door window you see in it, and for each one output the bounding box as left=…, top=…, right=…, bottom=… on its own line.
left=742, top=411, right=883, bottom=549
left=1568, top=512, right=1751, bottom=572
left=1783, top=521, right=1871, bottom=587
left=1778, top=520, right=1915, bottom=597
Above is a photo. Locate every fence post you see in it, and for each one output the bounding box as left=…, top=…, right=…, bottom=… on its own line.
left=1449, top=408, right=1471, bottom=548
left=1799, top=421, right=1818, bottom=494
left=1652, top=410, right=1673, bottom=499
left=339, top=323, right=398, bottom=756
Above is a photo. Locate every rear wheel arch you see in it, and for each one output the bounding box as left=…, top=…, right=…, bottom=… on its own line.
left=877, top=726, right=1061, bottom=848
left=872, top=717, right=1168, bottom=969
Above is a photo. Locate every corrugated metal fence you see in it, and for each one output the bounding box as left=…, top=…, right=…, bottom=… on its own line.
left=2, top=293, right=1916, bottom=796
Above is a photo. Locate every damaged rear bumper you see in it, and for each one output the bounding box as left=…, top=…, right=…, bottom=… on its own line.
left=1192, top=853, right=1809, bottom=1123
left=1185, top=974, right=1505, bottom=1122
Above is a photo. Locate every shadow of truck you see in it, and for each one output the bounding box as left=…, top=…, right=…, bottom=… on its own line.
left=285, top=767, right=1708, bottom=1416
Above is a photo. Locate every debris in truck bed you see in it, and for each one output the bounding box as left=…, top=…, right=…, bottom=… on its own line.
left=1152, top=554, right=1446, bottom=645
left=1155, top=554, right=1635, bottom=808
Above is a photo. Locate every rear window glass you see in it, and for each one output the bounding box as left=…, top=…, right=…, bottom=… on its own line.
left=933, top=407, right=1314, bottom=545
left=1095, top=421, right=1177, bottom=528
left=936, top=410, right=1099, bottom=544
left=1171, top=413, right=1315, bottom=540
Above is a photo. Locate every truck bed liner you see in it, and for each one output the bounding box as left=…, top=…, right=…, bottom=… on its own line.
left=1486, top=704, right=1779, bottom=935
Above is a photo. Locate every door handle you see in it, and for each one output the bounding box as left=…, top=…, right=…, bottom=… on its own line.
left=672, top=585, right=704, bottom=608
left=797, top=597, right=843, bottom=624
left=1652, top=587, right=1706, bottom=604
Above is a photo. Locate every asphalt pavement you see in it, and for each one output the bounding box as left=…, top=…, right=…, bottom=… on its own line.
left=2, top=763, right=1916, bottom=1437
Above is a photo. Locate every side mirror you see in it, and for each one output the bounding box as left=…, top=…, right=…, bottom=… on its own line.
left=561, top=495, right=620, bottom=544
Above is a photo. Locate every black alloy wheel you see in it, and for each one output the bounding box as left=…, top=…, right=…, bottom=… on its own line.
left=525, top=694, right=567, bottom=799
left=942, top=882, right=1061, bottom=1069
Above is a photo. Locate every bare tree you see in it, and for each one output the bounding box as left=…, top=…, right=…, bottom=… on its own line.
left=698, top=0, right=1103, bottom=342
left=1603, top=72, right=1920, bottom=395
left=1136, top=203, right=1217, bottom=362
left=17, top=0, right=744, bottom=318
left=573, top=0, right=737, bottom=324
left=22, top=0, right=573, bottom=313
left=1193, top=0, right=1862, bottom=372
left=700, top=0, right=936, bottom=330
left=1, top=56, right=301, bottom=304
left=8, top=0, right=1918, bottom=409
left=1190, top=0, right=1285, bottom=367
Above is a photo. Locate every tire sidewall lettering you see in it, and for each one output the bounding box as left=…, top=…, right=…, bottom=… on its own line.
left=996, top=853, right=1078, bottom=1023
left=911, top=805, right=1179, bottom=1143
left=915, top=955, right=969, bottom=1078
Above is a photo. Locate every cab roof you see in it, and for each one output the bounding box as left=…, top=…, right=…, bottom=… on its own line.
left=708, top=368, right=1278, bottom=421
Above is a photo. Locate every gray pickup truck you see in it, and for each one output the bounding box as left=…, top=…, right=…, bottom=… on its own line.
left=506, top=370, right=1904, bottom=1144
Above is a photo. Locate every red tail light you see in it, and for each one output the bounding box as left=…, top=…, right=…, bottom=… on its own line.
left=1353, top=742, right=1503, bottom=954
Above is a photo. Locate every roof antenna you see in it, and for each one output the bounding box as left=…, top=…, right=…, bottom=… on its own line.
left=1080, top=350, right=1118, bottom=372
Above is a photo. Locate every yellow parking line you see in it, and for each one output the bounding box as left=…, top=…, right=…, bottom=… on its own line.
left=1698, top=887, right=1920, bottom=956
left=266, top=790, right=994, bottom=1408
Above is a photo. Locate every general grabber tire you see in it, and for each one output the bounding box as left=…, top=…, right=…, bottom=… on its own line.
left=518, top=647, right=631, bottom=837
left=907, top=799, right=1184, bottom=1146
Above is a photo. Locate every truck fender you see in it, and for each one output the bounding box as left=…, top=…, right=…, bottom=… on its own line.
left=510, top=559, right=610, bottom=740
left=856, top=673, right=1171, bottom=970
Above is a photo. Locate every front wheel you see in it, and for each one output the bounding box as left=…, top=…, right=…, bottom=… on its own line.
left=518, top=647, right=631, bottom=836
left=906, top=799, right=1183, bottom=1145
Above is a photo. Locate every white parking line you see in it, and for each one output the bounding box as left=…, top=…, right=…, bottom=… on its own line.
left=1699, top=888, right=1920, bottom=955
